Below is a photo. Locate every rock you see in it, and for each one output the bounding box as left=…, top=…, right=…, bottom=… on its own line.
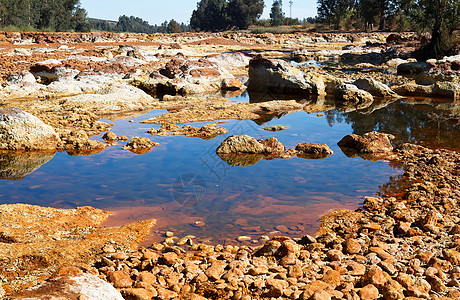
left=58, top=130, right=107, bottom=155
left=205, top=261, right=227, bottom=281
left=107, top=270, right=133, bottom=288
left=295, top=143, right=333, bottom=158
left=426, top=275, right=447, bottom=293
left=0, top=107, right=60, bottom=150
left=300, top=281, right=331, bottom=300
left=266, top=278, right=288, bottom=297
left=255, top=240, right=282, bottom=257
left=340, top=52, right=384, bottom=64
left=382, top=279, right=404, bottom=300
left=161, top=252, right=179, bottom=266
left=60, top=82, right=156, bottom=115
left=221, top=78, right=244, bottom=91
left=344, top=238, right=361, bottom=254
left=122, top=137, right=159, bottom=154
left=322, top=269, right=342, bottom=288
left=13, top=48, right=32, bottom=56
left=262, top=125, right=286, bottom=131
left=102, top=131, right=117, bottom=141
left=443, top=249, right=460, bottom=265
left=134, top=56, right=238, bottom=96
left=7, top=72, right=36, bottom=85
left=338, top=131, right=395, bottom=153
left=121, top=288, right=158, bottom=300
left=334, top=82, right=374, bottom=106
left=216, top=135, right=285, bottom=155
left=154, top=123, right=228, bottom=140
left=311, top=289, right=331, bottom=300
left=353, top=77, right=400, bottom=98
left=208, top=52, right=251, bottom=71
left=406, top=277, right=431, bottom=298
left=156, top=287, right=178, bottom=299
left=247, top=55, right=317, bottom=95
left=397, top=62, right=427, bottom=76
left=359, top=284, right=379, bottom=300
left=362, top=266, right=388, bottom=288
left=31, top=64, right=79, bottom=84
left=393, top=81, right=460, bottom=100
left=9, top=273, right=124, bottom=300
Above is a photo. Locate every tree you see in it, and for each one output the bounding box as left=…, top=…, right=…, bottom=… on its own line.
left=167, top=19, right=181, bottom=33
left=409, top=0, right=460, bottom=58
left=73, top=7, right=91, bottom=32
left=317, top=0, right=355, bottom=29
left=270, top=0, right=285, bottom=26
left=228, top=0, right=264, bottom=29
left=0, top=0, right=91, bottom=32
left=190, top=0, right=229, bottom=31
left=359, top=0, right=397, bottom=30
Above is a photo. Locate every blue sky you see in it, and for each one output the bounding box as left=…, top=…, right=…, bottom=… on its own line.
left=79, top=0, right=317, bottom=25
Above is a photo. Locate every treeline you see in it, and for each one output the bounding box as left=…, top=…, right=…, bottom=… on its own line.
left=91, top=16, right=190, bottom=34
left=0, top=0, right=91, bottom=32
left=317, top=0, right=460, bottom=56
left=190, top=0, right=264, bottom=31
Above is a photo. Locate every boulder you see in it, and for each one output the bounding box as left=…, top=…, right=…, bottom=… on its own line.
left=0, top=107, right=60, bottom=150
left=133, top=56, right=242, bottom=96
left=353, top=77, right=400, bottom=98
left=333, top=82, right=374, bottom=107
left=247, top=55, right=316, bottom=95
left=216, top=135, right=285, bottom=155
left=208, top=52, right=251, bottom=74
left=338, top=132, right=395, bottom=153
left=59, top=81, right=155, bottom=115
left=8, top=273, right=124, bottom=300
left=6, top=72, right=36, bottom=85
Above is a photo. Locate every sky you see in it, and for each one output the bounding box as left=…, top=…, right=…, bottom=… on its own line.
left=79, top=0, right=317, bottom=25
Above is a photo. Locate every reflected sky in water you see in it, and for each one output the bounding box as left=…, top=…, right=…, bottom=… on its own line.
left=0, top=97, right=458, bottom=243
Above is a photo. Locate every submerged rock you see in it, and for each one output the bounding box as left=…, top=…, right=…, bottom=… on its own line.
left=0, top=107, right=60, bottom=151
left=216, top=135, right=285, bottom=155
left=338, top=131, right=395, bottom=153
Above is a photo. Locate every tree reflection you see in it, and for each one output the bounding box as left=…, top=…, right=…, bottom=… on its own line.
left=325, top=100, right=460, bottom=150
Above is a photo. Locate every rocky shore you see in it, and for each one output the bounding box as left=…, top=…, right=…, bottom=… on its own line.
left=0, top=31, right=459, bottom=298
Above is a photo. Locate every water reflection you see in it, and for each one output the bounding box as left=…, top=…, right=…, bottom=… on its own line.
left=0, top=151, right=55, bottom=180
left=325, top=99, right=460, bottom=150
